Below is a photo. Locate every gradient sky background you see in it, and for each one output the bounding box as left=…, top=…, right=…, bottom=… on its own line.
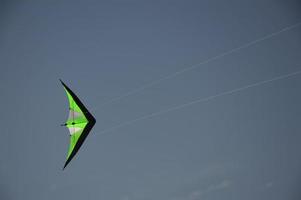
left=1, top=0, right=301, bottom=199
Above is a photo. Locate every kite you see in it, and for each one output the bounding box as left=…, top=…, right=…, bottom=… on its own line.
left=60, top=80, right=96, bottom=169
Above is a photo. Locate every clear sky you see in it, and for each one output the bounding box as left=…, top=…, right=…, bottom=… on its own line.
left=0, top=0, right=301, bottom=199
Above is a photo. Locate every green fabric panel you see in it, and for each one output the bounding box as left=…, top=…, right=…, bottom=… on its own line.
left=67, top=131, right=82, bottom=159
left=66, top=116, right=87, bottom=125
left=63, top=86, right=90, bottom=160
left=63, top=87, right=87, bottom=118
left=66, top=122, right=88, bottom=129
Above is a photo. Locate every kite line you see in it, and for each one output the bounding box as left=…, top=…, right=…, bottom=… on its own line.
left=94, top=21, right=301, bottom=110
left=96, top=69, right=301, bottom=136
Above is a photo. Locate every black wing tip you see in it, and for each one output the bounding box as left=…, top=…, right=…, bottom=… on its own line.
left=59, top=79, right=66, bottom=86
left=63, top=161, right=69, bottom=170
left=63, top=163, right=67, bottom=170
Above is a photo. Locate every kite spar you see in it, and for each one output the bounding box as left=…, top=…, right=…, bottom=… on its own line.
left=60, top=80, right=96, bottom=169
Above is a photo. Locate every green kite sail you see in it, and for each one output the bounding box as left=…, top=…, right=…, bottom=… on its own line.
left=60, top=80, right=96, bottom=169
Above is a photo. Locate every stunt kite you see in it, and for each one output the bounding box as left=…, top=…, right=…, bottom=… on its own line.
left=60, top=80, right=96, bottom=169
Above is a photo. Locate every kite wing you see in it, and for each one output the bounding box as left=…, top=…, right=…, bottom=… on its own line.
left=60, top=80, right=96, bottom=169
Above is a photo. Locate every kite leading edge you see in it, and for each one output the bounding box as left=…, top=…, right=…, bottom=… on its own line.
left=60, top=80, right=96, bottom=169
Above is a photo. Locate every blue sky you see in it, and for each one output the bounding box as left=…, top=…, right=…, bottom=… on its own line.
left=0, top=0, right=301, bottom=199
